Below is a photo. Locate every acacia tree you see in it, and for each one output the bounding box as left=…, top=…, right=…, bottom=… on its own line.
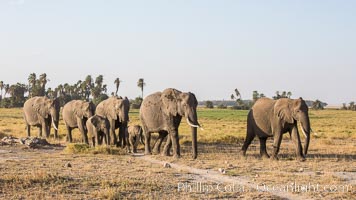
left=312, top=99, right=324, bottom=110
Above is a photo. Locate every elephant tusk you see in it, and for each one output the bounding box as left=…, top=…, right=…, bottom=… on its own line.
left=52, top=116, right=58, bottom=131
left=186, top=118, right=204, bottom=130
left=299, top=123, right=307, bottom=138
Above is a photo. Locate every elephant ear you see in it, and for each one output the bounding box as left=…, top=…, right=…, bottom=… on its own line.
left=274, top=99, right=294, bottom=124
left=33, top=100, right=49, bottom=118
left=161, top=88, right=180, bottom=116
left=74, top=108, right=84, bottom=119
left=108, top=99, right=119, bottom=120
left=72, top=101, right=83, bottom=119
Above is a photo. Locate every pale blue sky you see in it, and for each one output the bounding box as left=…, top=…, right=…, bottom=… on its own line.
left=1, top=0, right=355, bottom=105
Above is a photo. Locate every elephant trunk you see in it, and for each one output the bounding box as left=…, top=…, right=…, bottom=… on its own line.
left=191, top=126, right=197, bottom=159
left=186, top=109, right=199, bottom=159
left=300, top=118, right=311, bottom=156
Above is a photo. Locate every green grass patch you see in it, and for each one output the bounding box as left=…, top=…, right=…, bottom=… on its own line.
left=63, top=143, right=127, bottom=155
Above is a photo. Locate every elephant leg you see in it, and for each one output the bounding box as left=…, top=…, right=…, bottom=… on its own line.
left=118, top=126, right=126, bottom=148
left=26, top=125, right=31, bottom=137
left=110, top=125, right=117, bottom=146
left=153, top=131, right=168, bottom=154
left=271, top=132, right=283, bottom=160
left=67, top=126, right=73, bottom=143
left=78, top=120, right=89, bottom=145
left=241, top=129, right=255, bottom=156
left=162, top=134, right=172, bottom=156
left=170, top=129, right=181, bottom=158
left=42, top=122, right=49, bottom=138
left=259, top=137, right=269, bottom=158
left=144, top=129, right=152, bottom=155
left=291, top=127, right=305, bottom=161
left=91, top=136, right=96, bottom=147
left=95, top=132, right=103, bottom=146
left=38, top=127, right=42, bottom=137
left=127, top=135, right=133, bottom=153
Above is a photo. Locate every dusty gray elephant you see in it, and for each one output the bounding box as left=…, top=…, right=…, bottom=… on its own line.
left=62, top=100, right=95, bottom=144
left=140, top=88, right=202, bottom=159
left=95, top=96, right=130, bottom=146
left=125, top=125, right=144, bottom=153
left=241, top=97, right=311, bottom=161
left=23, top=96, right=60, bottom=138
left=86, top=115, right=110, bottom=146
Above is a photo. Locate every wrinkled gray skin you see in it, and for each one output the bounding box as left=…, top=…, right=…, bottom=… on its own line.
left=125, top=125, right=144, bottom=153
left=95, top=96, right=130, bottom=146
left=86, top=115, right=110, bottom=146
left=62, top=100, right=95, bottom=144
left=23, top=96, right=60, bottom=138
left=140, top=88, right=201, bottom=159
left=241, top=97, right=311, bottom=161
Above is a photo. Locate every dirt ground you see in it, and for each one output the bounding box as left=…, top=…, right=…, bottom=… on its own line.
left=0, top=137, right=355, bottom=200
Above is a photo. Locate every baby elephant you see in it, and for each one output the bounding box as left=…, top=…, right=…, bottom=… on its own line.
left=86, top=115, right=110, bottom=147
left=126, top=125, right=144, bottom=153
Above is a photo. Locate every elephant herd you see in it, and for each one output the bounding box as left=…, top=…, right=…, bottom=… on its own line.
left=23, top=88, right=311, bottom=161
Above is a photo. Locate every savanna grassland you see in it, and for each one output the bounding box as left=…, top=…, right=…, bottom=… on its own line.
left=0, top=108, right=355, bottom=199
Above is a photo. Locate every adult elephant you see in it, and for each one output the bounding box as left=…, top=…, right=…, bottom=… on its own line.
left=62, top=100, right=95, bottom=144
left=95, top=96, right=130, bottom=146
left=23, top=96, right=60, bottom=138
left=241, top=97, right=311, bottom=161
left=140, top=88, right=202, bottom=159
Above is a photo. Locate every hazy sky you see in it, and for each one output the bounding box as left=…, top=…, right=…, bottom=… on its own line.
left=1, top=0, right=355, bottom=105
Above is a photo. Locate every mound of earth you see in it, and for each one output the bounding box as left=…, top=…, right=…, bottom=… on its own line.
left=1, top=136, right=51, bottom=148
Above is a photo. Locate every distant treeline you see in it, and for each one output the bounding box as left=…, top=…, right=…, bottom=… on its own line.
left=201, top=89, right=330, bottom=110
left=1, top=73, right=353, bottom=110
left=0, top=73, right=146, bottom=108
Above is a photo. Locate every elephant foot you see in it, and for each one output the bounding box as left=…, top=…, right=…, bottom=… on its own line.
left=173, top=154, right=181, bottom=159
left=144, top=151, right=152, bottom=155
left=260, top=153, right=270, bottom=159
left=270, top=156, right=279, bottom=161
left=297, top=156, right=306, bottom=162
left=161, top=151, right=170, bottom=157
left=152, top=149, right=160, bottom=155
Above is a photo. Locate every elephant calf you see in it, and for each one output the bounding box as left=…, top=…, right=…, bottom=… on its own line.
left=86, top=115, right=110, bottom=147
left=125, top=125, right=144, bottom=153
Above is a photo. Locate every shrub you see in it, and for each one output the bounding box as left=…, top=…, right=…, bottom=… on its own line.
left=205, top=101, right=214, bottom=109
left=217, top=103, right=227, bottom=109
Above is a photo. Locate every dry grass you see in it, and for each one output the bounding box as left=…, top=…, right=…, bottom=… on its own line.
left=0, top=107, right=355, bottom=199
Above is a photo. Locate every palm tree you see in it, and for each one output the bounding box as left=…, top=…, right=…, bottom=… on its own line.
left=230, top=94, right=235, bottom=100
left=84, top=75, right=93, bottom=101
left=28, top=73, right=36, bottom=97
left=95, top=75, right=103, bottom=88
left=234, top=88, right=241, bottom=99
left=4, top=84, right=10, bottom=98
left=287, top=91, right=292, bottom=98
left=137, top=78, right=146, bottom=98
left=0, top=81, right=4, bottom=99
left=114, top=78, right=121, bottom=96
left=39, top=73, right=48, bottom=96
